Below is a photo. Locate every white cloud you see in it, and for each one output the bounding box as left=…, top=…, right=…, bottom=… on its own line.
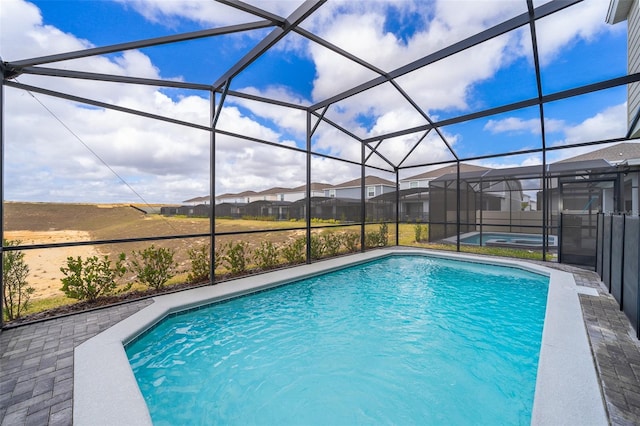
left=0, top=0, right=93, bottom=61
left=551, top=103, right=627, bottom=147
left=531, top=0, right=620, bottom=67
left=484, top=117, right=565, bottom=134
left=114, top=0, right=258, bottom=27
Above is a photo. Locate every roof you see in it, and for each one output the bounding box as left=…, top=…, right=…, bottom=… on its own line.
left=606, top=0, right=633, bottom=24
left=182, top=196, right=210, bottom=203
left=329, top=175, right=396, bottom=189
left=557, top=143, right=640, bottom=165
left=403, top=163, right=491, bottom=181
left=215, top=182, right=332, bottom=200
left=291, top=183, right=333, bottom=191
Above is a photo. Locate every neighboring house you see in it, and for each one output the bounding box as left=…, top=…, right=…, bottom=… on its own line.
left=400, top=164, right=490, bottom=190
left=214, top=183, right=331, bottom=204
left=607, top=0, right=640, bottom=137
left=323, top=176, right=396, bottom=199
left=182, top=196, right=210, bottom=205
left=214, top=190, right=259, bottom=204
left=399, top=164, right=491, bottom=220
left=168, top=144, right=640, bottom=220
left=554, top=142, right=640, bottom=214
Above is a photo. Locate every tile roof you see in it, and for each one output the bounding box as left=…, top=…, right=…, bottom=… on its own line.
left=557, top=142, right=640, bottom=164
left=403, top=163, right=491, bottom=181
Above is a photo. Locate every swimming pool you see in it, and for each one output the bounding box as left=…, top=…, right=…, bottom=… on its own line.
left=126, top=255, right=549, bottom=425
left=73, top=248, right=607, bottom=425
left=445, top=232, right=558, bottom=249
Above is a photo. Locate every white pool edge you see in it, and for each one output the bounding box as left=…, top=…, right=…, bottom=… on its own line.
left=73, top=248, right=607, bottom=425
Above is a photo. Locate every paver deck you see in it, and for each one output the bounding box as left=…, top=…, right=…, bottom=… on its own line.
left=1, top=262, right=640, bottom=425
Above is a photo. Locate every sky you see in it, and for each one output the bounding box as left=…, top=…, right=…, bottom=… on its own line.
left=0, top=0, right=631, bottom=203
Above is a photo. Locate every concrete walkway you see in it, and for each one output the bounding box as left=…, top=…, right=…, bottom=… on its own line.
left=1, top=263, right=640, bottom=425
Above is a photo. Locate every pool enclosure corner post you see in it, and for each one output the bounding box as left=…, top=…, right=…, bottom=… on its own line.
left=456, top=161, right=461, bottom=252
left=479, top=176, right=484, bottom=247
left=395, top=169, right=400, bottom=246
left=209, top=89, right=216, bottom=284
left=526, top=0, right=549, bottom=261
left=306, top=110, right=312, bottom=263
left=620, top=213, right=626, bottom=312
left=360, top=137, right=366, bottom=252
left=0, top=68, right=5, bottom=328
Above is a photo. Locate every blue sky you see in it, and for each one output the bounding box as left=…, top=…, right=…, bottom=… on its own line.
left=0, top=0, right=631, bottom=203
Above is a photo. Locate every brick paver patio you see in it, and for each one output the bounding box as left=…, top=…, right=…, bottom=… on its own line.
left=1, top=263, right=640, bottom=425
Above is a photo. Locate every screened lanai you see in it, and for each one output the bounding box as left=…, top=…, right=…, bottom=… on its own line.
left=2, top=0, right=640, bottom=323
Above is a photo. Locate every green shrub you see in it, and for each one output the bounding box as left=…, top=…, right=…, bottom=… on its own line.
left=187, top=244, right=210, bottom=283
left=60, top=254, right=127, bottom=301
left=130, top=245, right=178, bottom=290
left=224, top=241, right=250, bottom=274
left=2, top=240, right=35, bottom=321
left=379, top=223, right=389, bottom=246
left=414, top=223, right=422, bottom=242
left=365, top=231, right=382, bottom=248
left=309, top=234, right=324, bottom=259
left=282, top=236, right=306, bottom=264
left=254, top=241, right=279, bottom=269
left=366, top=223, right=389, bottom=248
left=321, top=232, right=341, bottom=256
left=342, top=231, right=360, bottom=252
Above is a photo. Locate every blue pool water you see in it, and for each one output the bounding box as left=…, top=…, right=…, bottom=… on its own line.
left=460, top=232, right=554, bottom=247
left=126, top=255, right=549, bottom=425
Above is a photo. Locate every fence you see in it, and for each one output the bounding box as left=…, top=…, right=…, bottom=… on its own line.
left=596, top=213, right=640, bottom=338
left=559, top=213, right=598, bottom=267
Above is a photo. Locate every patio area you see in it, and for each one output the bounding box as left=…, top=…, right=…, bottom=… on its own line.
left=1, top=260, right=640, bottom=425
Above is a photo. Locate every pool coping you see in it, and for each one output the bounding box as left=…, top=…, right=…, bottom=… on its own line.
left=73, top=248, right=606, bottom=425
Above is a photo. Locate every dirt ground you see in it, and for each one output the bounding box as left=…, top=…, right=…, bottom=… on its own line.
left=4, top=230, right=100, bottom=300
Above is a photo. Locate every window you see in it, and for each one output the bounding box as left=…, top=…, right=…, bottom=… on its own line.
left=410, top=181, right=418, bottom=189
left=367, top=186, right=375, bottom=197
left=279, top=194, right=285, bottom=201
left=329, top=189, right=336, bottom=198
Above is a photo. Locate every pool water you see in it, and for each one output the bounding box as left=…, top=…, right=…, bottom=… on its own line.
left=126, top=255, right=549, bottom=425
left=460, top=232, right=552, bottom=246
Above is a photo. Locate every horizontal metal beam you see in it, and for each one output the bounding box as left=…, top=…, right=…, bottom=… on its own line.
left=17, top=66, right=212, bottom=91
left=311, top=0, right=581, bottom=111
left=398, top=136, right=635, bottom=171
left=18, top=67, right=311, bottom=110
left=6, top=21, right=273, bottom=68
left=5, top=80, right=211, bottom=131
left=226, top=89, right=309, bottom=110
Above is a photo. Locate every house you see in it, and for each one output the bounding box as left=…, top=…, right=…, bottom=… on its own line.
left=323, top=175, right=396, bottom=199
left=399, top=164, right=491, bottom=221
left=214, top=183, right=332, bottom=204
left=552, top=143, right=640, bottom=214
